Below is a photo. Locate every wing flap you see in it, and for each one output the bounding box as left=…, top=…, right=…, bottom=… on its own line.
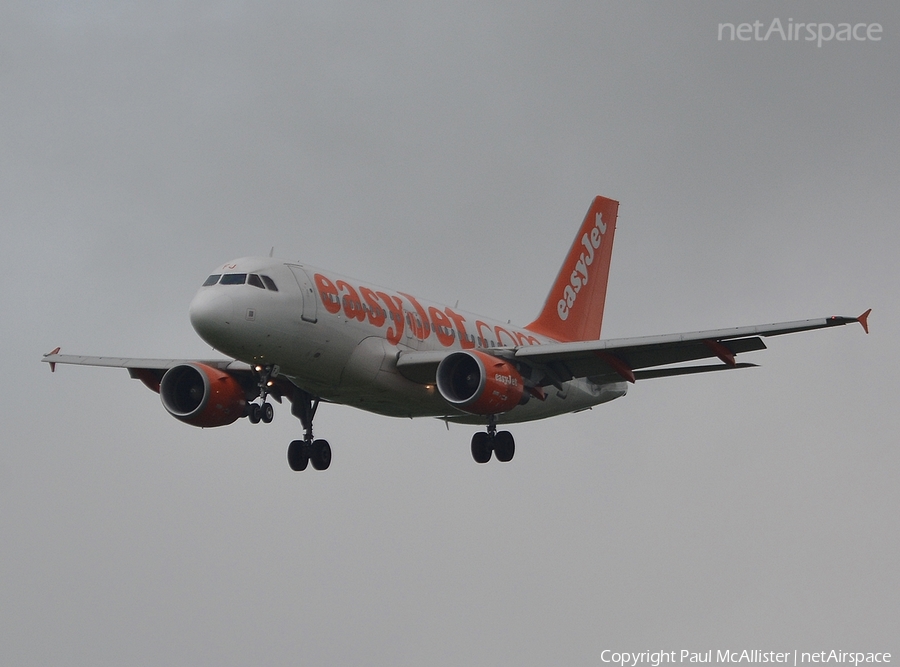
left=394, top=350, right=448, bottom=384
left=612, top=336, right=766, bottom=372
left=516, top=313, right=867, bottom=385
left=535, top=336, right=767, bottom=383
left=631, top=362, right=758, bottom=381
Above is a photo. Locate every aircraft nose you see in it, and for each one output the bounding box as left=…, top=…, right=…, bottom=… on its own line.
left=189, top=289, right=235, bottom=344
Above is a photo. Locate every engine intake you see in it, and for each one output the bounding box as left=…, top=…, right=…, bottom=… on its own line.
left=160, top=363, right=247, bottom=427
left=436, top=350, right=526, bottom=415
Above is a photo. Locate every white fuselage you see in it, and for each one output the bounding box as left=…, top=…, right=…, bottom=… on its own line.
left=188, top=257, right=627, bottom=424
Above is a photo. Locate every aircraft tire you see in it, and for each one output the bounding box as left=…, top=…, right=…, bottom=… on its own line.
left=248, top=403, right=261, bottom=424
left=471, top=432, right=492, bottom=464
left=494, top=431, right=515, bottom=462
left=311, top=439, right=332, bottom=471
left=287, top=440, right=309, bottom=471
left=261, top=402, right=274, bottom=423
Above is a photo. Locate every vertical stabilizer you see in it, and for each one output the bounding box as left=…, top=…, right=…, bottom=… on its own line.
left=525, top=196, right=618, bottom=342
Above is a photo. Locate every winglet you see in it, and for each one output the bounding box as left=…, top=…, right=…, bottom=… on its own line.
left=45, top=347, right=61, bottom=372
left=857, top=308, right=871, bottom=334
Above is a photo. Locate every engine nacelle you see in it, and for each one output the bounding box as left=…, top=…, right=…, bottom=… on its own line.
left=160, top=363, right=247, bottom=427
left=436, top=350, right=526, bottom=415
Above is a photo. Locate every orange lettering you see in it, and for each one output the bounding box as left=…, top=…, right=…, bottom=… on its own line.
left=476, top=321, right=494, bottom=347
left=314, top=274, right=341, bottom=314
left=399, top=293, right=430, bottom=341
left=359, top=286, right=386, bottom=327
left=337, top=280, right=365, bottom=322
left=376, top=291, right=405, bottom=345
left=495, top=326, right=517, bottom=347
left=445, top=308, right=474, bottom=349
left=429, top=307, right=454, bottom=347
left=513, top=331, right=541, bottom=346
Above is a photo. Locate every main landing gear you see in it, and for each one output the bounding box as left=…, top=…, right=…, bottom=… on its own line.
left=287, top=388, right=331, bottom=472
left=248, top=369, right=330, bottom=471
left=470, top=416, right=515, bottom=464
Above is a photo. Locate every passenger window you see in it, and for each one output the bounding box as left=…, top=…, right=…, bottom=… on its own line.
left=261, top=275, right=278, bottom=291
left=202, top=274, right=221, bottom=286
left=248, top=274, right=265, bottom=289
left=220, top=273, right=247, bottom=285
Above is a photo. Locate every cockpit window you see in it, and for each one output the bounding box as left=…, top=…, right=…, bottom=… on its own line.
left=204, top=272, right=275, bottom=289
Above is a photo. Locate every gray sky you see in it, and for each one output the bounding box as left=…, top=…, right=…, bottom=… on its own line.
left=2, top=1, right=898, bottom=664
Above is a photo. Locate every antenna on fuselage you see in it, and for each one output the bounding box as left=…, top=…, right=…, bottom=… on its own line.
left=269, top=247, right=274, bottom=258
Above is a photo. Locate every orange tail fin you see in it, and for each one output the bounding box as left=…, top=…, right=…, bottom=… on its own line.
left=525, top=196, right=618, bottom=342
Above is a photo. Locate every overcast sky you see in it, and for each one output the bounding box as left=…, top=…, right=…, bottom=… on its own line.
left=2, top=1, right=898, bottom=664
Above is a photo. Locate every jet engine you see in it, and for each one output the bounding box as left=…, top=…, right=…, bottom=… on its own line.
left=436, top=350, right=526, bottom=415
left=160, top=363, right=247, bottom=427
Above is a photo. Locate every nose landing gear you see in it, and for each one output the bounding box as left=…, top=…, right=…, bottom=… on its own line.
left=248, top=401, right=274, bottom=424
left=248, top=364, right=277, bottom=424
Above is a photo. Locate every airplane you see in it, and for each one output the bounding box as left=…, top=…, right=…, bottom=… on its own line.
left=43, top=196, right=871, bottom=471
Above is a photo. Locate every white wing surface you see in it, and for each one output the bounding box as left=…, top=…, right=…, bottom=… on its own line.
left=397, top=311, right=871, bottom=387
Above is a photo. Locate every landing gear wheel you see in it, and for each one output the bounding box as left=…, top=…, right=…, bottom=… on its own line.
left=310, top=439, right=332, bottom=470
left=494, top=431, right=515, bottom=462
left=288, top=388, right=330, bottom=472
left=261, top=402, right=274, bottom=423
left=248, top=403, right=261, bottom=424
left=471, top=432, right=492, bottom=464
left=287, top=440, right=309, bottom=471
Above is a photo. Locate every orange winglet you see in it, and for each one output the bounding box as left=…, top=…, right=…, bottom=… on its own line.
left=857, top=308, right=871, bottom=334
left=46, top=347, right=61, bottom=372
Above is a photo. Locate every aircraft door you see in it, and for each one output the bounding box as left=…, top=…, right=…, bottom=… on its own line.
left=287, top=265, right=318, bottom=324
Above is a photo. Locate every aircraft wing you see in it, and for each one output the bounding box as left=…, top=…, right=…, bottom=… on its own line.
left=41, top=351, right=256, bottom=392
left=396, top=311, right=870, bottom=387
left=41, top=353, right=248, bottom=372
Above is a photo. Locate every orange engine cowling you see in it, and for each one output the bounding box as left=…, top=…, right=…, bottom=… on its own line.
left=160, top=363, right=247, bottom=427
left=436, top=350, right=526, bottom=415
